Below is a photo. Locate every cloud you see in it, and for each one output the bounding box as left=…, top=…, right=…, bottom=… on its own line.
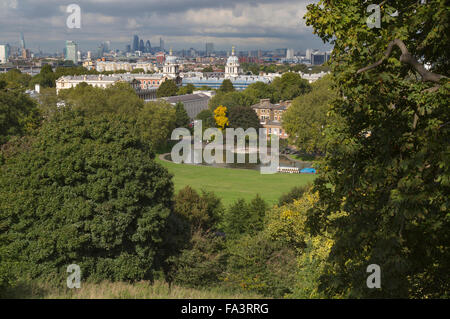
left=0, top=0, right=330, bottom=52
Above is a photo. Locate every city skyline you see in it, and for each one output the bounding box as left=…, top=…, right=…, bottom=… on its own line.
left=0, top=0, right=330, bottom=53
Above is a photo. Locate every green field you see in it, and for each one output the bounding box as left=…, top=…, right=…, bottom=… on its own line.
left=157, top=157, right=316, bottom=207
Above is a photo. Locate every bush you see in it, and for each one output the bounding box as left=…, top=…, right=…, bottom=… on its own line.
left=221, top=195, right=267, bottom=239
left=174, top=186, right=224, bottom=233
left=0, top=111, right=175, bottom=284
left=278, top=184, right=311, bottom=206
left=224, top=233, right=297, bottom=298
left=171, top=231, right=227, bottom=288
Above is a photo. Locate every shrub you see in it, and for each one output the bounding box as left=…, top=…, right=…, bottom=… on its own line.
left=171, top=231, right=227, bottom=288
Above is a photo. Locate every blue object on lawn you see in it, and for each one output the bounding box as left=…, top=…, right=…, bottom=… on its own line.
left=300, top=168, right=316, bottom=174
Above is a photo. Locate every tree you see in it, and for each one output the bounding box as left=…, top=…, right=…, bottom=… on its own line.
left=0, top=84, right=41, bottom=145
left=219, top=79, right=235, bottom=93
left=177, top=83, right=195, bottom=95
left=305, top=0, right=449, bottom=298
left=157, top=79, right=178, bottom=98
left=213, top=105, right=229, bottom=130
left=227, top=105, right=261, bottom=130
left=137, top=101, right=177, bottom=151
left=31, top=64, right=56, bottom=88
left=271, top=72, right=311, bottom=101
left=0, top=111, right=175, bottom=284
left=196, top=109, right=216, bottom=132
left=131, top=68, right=145, bottom=74
left=209, top=91, right=257, bottom=111
left=174, top=102, right=191, bottom=128
left=278, top=184, right=312, bottom=206
left=221, top=195, right=267, bottom=239
left=174, top=186, right=224, bottom=233
left=202, top=66, right=214, bottom=73
left=0, top=69, right=32, bottom=88
left=58, top=82, right=144, bottom=116
left=282, top=75, right=337, bottom=154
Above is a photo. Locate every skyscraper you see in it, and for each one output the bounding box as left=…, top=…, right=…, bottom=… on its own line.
left=20, top=32, right=26, bottom=49
left=160, top=38, right=165, bottom=51
left=132, top=35, right=139, bottom=52
left=145, top=40, right=151, bottom=53
left=139, top=39, right=145, bottom=52
left=65, top=41, right=78, bottom=64
left=206, top=43, right=214, bottom=56
left=286, top=48, right=295, bottom=59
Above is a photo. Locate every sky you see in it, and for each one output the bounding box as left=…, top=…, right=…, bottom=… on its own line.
left=0, top=0, right=332, bottom=53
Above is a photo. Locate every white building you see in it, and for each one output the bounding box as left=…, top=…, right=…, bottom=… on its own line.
left=0, top=44, right=10, bottom=64
left=95, top=61, right=157, bottom=73
left=224, top=46, right=241, bottom=78
left=299, top=71, right=330, bottom=83
left=56, top=73, right=170, bottom=94
left=162, top=48, right=180, bottom=78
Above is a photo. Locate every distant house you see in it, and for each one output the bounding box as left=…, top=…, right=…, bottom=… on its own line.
left=162, top=93, right=212, bottom=119
left=251, top=99, right=291, bottom=139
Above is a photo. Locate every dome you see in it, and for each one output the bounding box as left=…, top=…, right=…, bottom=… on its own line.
left=166, top=55, right=177, bottom=64
left=227, top=55, right=239, bottom=65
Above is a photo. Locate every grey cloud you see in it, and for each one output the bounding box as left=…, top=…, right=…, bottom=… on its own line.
left=0, top=0, right=328, bottom=52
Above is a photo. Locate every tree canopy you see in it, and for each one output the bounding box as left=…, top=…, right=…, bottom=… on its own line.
left=0, top=111, right=175, bottom=283
left=305, top=0, right=449, bottom=298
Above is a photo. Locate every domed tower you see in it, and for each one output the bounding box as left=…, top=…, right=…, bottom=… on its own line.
left=163, top=48, right=180, bottom=78
left=225, top=46, right=241, bottom=78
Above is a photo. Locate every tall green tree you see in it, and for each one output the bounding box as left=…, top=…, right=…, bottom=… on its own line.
left=219, top=79, right=235, bottom=93
left=157, top=79, right=179, bottom=98
left=0, top=84, right=41, bottom=145
left=282, top=75, right=337, bottom=154
left=0, top=111, right=175, bottom=284
left=305, top=0, right=449, bottom=298
left=227, top=105, right=261, bottom=130
left=174, top=102, right=191, bottom=128
left=271, top=72, right=312, bottom=101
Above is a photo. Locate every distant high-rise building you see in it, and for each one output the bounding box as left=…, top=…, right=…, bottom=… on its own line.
left=126, top=45, right=131, bottom=53
left=145, top=40, right=151, bottom=53
left=0, top=44, right=10, bottom=63
left=132, top=35, right=139, bottom=52
left=20, top=32, right=26, bottom=49
left=205, top=43, right=214, bottom=56
left=104, top=41, right=111, bottom=52
left=139, top=40, right=145, bottom=52
left=160, top=38, right=165, bottom=51
left=65, top=41, right=78, bottom=64
left=286, top=48, right=295, bottom=59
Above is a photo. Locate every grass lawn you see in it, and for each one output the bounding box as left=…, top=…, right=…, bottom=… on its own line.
left=157, top=157, right=316, bottom=207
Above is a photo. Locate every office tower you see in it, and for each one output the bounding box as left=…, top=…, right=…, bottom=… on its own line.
left=286, top=48, right=295, bottom=59
left=132, top=35, right=139, bottom=52
left=87, top=51, right=92, bottom=60
left=305, top=49, right=312, bottom=61
left=205, top=42, right=214, bottom=56
left=0, top=44, right=10, bottom=63
left=145, top=40, right=151, bottom=53
left=139, top=39, right=145, bottom=52
left=20, top=32, right=26, bottom=49
left=160, top=38, right=165, bottom=51
left=104, top=41, right=111, bottom=52
left=126, top=45, right=131, bottom=53
left=65, top=41, right=78, bottom=64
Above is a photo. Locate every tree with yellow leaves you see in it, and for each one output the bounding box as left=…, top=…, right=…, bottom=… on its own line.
left=213, top=105, right=229, bottom=130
